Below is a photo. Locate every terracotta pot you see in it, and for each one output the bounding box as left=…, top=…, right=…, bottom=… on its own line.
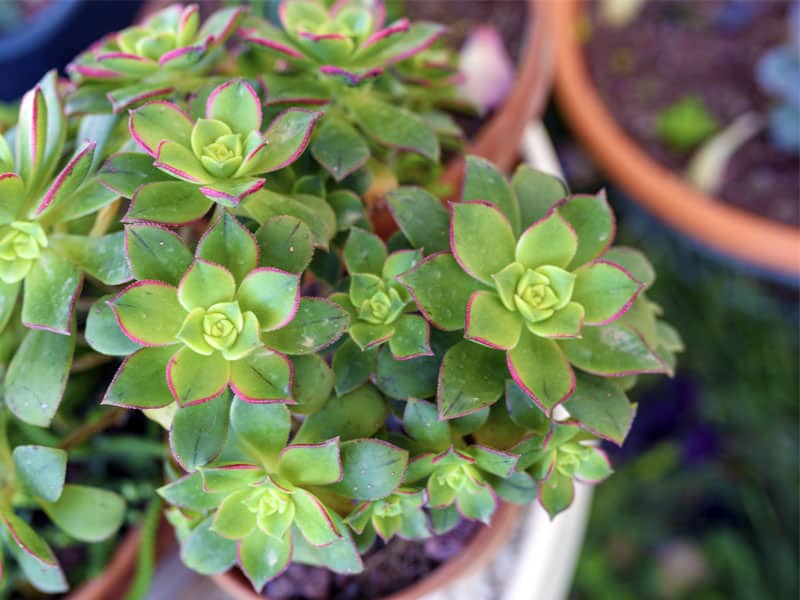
left=63, top=517, right=174, bottom=600
left=552, top=0, right=800, bottom=278
left=369, top=0, right=557, bottom=237
left=211, top=502, right=522, bottom=600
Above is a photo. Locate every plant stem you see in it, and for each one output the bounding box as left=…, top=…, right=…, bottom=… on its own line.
left=124, top=495, right=163, bottom=600
left=70, top=353, right=113, bottom=373
left=89, top=198, right=121, bottom=238
left=58, top=407, right=127, bottom=451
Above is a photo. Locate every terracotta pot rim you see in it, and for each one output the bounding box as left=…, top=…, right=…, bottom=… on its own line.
left=552, top=0, right=800, bottom=278
left=211, top=502, right=523, bottom=600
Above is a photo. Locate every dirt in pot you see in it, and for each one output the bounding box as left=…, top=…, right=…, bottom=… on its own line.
left=262, top=518, right=480, bottom=600
left=583, top=0, right=800, bottom=226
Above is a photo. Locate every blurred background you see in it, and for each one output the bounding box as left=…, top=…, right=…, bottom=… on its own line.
left=0, top=0, right=796, bottom=598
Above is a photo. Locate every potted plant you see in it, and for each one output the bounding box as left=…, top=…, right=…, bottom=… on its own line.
left=0, top=1, right=679, bottom=598
left=552, top=0, right=800, bottom=279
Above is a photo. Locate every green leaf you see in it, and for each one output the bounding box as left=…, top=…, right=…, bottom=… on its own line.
left=242, top=108, right=321, bottom=175
left=177, top=259, right=236, bottom=311
left=469, top=446, right=518, bottom=478
left=0, top=173, right=24, bottom=225
left=295, top=385, right=386, bottom=444
left=398, top=253, right=483, bottom=330
left=330, top=440, right=408, bottom=501
left=558, top=193, right=615, bottom=269
left=385, top=187, right=450, bottom=254
left=292, top=489, right=342, bottom=546
left=505, top=380, right=550, bottom=433
left=261, top=298, right=348, bottom=354
left=159, top=473, right=227, bottom=512
left=527, top=302, right=585, bottom=339
left=180, top=516, right=237, bottom=575
left=388, top=314, right=431, bottom=359
left=602, top=247, right=655, bottom=289
left=350, top=321, right=393, bottom=351
left=12, top=445, right=66, bottom=502
left=383, top=249, right=423, bottom=281
left=5, top=328, right=74, bottom=426
left=332, top=340, right=376, bottom=396
left=97, top=151, right=171, bottom=198
left=238, top=530, right=292, bottom=591
left=110, top=281, right=185, bottom=345
left=51, top=178, right=119, bottom=224
left=212, top=486, right=257, bottom=540
left=574, top=448, right=613, bottom=482
left=511, top=164, right=568, bottom=228
left=236, top=268, right=299, bottom=332
left=0, top=280, right=19, bottom=332
left=40, top=485, right=125, bottom=542
left=492, top=471, right=538, bottom=505
left=429, top=505, right=459, bottom=535
left=170, top=391, right=230, bottom=469
left=36, top=141, right=95, bottom=217
left=242, top=189, right=336, bottom=248
left=229, top=398, right=290, bottom=464
left=1, top=508, right=67, bottom=593
left=22, top=251, right=81, bottom=334
left=375, top=344, right=439, bottom=400
left=455, top=481, right=497, bottom=524
left=9, top=538, right=67, bottom=593
left=167, top=347, right=229, bottom=405
left=507, top=330, right=575, bottom=414
left=228, top=348, right=292, bottom=403
left=16, top=87, right=47, bottom=186
left=124, top=224, right=193, bottom=286
left=462, top=156, right=520, bottom=235
left=572, top=261, right=640, bottom=325
left=255, top=215, right=314, bottom=273
left=438, top=340, right=506, bottom=419
left=465, top=291, right=522, bottom=350
left=125, top=181, right=211, bottom=226
left=538, top=471, right=574, bottom=518
left=196, top=210, right=259, bottom=283
left=516, top=210, right=577, bottom=270
left=207, top=79, right=261, bottom=134
left=291, top=354, right=333, bottom=414
left=450, top=201, right=515, bottom=284
left=85, top=294, right=142, bottom=356
left=349, top=94, right=439, bottom=161
left=328, top=189, right=369, bottom=231
left=129, top=100, right=193, bottom=156
left=279, top=439, right=342, bottom=486
left=311, top=114, right=369, bottom=181
left=103, top=346, right=175, bottom=409
left=403, top=399, right=450, bottom=452
left=561, top=323, right=669, bottom=376
left=343, top=228, right=386, bottom=276
left=49, top=232, right=132, bottom=285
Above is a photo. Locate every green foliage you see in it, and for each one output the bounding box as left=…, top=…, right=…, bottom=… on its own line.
left=0, top=0, right=679, bottom=594
left=655, top=95, right=720, bottom=152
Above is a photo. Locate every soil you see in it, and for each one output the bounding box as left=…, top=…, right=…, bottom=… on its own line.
left=584, top=0, right=800, bottom=226
left=261, top=518, right=481, bottom=600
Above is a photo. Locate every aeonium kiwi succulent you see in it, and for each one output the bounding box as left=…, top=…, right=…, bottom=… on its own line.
left=0, top=1, right=682, bottom=596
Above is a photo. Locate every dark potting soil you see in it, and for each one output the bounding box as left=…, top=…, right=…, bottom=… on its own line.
left=584, top=0, right=800, bottom=226
left=262, top=518, right=480, bottom=600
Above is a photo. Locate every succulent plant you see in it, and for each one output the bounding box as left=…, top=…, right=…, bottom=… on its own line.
left=0, top=2, right=680, bottom=595
left=68, top=4, right=243, bottom=113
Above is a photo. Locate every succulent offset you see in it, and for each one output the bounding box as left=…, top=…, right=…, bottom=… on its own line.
left=0, top=0, right=681, bottom=595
